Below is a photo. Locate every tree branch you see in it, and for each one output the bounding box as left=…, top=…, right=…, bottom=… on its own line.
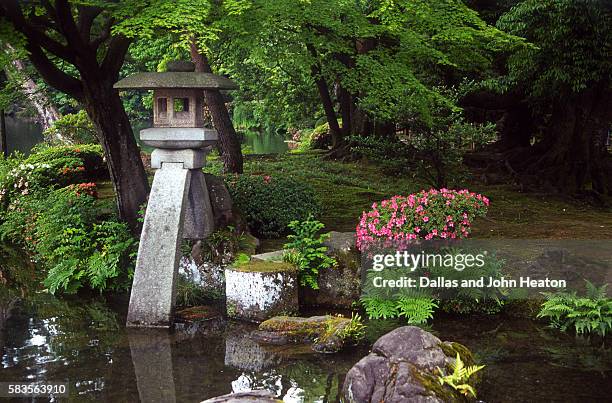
left=1, top=0, right=77, bottom=64
left=101, top=35, right=131, bottom=78
left=77, top=5, right=103, bottom=43
left=26, top=42, right=83, bottom=101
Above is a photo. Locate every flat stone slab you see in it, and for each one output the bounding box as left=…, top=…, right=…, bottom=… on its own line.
left=225, top=261, right=298, bottom=322
left=141, top=127, right=218, bottom=149
left=251, top=250, right=284, bottom=262
left=201, top=390, right=280, bottom=403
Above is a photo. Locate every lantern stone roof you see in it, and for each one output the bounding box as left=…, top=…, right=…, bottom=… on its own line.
left=114, top=72, right=238, bottom=90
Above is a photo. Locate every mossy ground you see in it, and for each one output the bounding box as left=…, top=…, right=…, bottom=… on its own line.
left=100, top=151, right=612, bottom=240
left=233, top=152, right=612, bottom=240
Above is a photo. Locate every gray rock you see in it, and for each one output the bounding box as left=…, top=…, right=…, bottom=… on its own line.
left=205, top=173, right=239, bottom=230
left=343, top=326, right=479, bottom=403
left=323, top=231, right=356, bottom=253
left=225, top=261, right=298, bottom=322
left=201, top=390, right=279, bottom=403
left=302, top=231, right=361, bottom=308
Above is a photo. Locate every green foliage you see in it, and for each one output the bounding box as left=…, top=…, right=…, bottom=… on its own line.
left=349, top=135, right=415, bottom=176
left=337, top=313, right=367, bottom=343
left=498, top=0, right=612, bottom=103
left=225, top=174, right=321, bottom=237
left=537, top=281, right=612, bottom=337
left=432, top=249, right=506, bottom=315
left=0, top=146, right=134, bottom=295
left=283, top=218, right=336, bottom=289
left=175, top=275, right=209, bottom=307
left=43, top=110, right=97, bottom=144
left=36, top=188, right=137, bottom=294
left=214, top=0, right=522, bottom=133
left=437, top=353, right=485, bottom=398
left=0, top=144, right=105, bottom=204
left=360, top=295, right=438, bottom=325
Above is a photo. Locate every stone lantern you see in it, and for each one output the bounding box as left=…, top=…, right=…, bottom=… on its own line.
left=114, top=61, right=237, bottom=328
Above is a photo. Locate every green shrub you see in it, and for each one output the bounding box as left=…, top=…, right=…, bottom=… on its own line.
left=0, top=144, right=105, bottom=208
left=538, top=281, right=612, bottom=337
left=0, top=145, right=132, bottom=295
left=43, top=110, right=97, bottom=144
left=225, top=174, right=321, bottom=237
left=283, top=218, right=336, bottom=289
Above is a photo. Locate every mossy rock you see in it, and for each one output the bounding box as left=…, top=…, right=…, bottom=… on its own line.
left=253, top=315, right=352, bottom=353
left=343, top=326, right=483, bottom=402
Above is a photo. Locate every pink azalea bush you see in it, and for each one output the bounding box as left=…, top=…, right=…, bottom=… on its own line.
left=356, top=189, right=489, bottom=251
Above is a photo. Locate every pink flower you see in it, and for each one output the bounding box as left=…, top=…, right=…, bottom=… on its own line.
left=423, top=216, right=429, bottom=222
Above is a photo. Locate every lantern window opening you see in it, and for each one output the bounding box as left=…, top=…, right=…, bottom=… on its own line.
left=157, top=97, right=168, bottom=118
left=173, top=97, right=190, bottom=114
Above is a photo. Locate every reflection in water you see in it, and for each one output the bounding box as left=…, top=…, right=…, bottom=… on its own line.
left=128, top=329, right=176, bottom=403
left=0, top=289, right=609, bottom=402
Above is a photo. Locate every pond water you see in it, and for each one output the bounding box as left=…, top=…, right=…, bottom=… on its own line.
left=4, top=117, right=288, bottom=156
left=241, top=130, right=289, bottom=154
left=0, top=288, right=609, bottom=402
left=4, top=117, right=44, bottom=155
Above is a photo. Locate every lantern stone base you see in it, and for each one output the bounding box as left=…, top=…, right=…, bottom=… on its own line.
left=225, top=261, right=298, bottom=322
left=151, top=148, right=208, bottom=169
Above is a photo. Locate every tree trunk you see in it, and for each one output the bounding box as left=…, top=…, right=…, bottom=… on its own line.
left=509, top=88, right=612, bottom=195
left=81, top=78, right=149, bottom=234
left=0, top=109, right=7, bottom=157
left=189, top=40, right=243, bottom=173
left=306, top=44, right=342, bottom=147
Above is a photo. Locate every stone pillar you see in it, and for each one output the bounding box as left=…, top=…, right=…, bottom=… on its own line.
left=127, top=127, right=217, bottom=328
left=127, top=163, right=191, bottom=327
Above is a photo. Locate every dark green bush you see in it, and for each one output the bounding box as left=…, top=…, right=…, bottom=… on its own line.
left=225, top=174, right=321, bottom=237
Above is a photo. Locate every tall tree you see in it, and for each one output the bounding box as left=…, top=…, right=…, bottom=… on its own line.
left=190, top=39, right=243, bottom=173
left=219, top=0, right=521, bottom=153
left=0, top=1, right=148, bottom=233
left=497, top=0, right=612, bottom=195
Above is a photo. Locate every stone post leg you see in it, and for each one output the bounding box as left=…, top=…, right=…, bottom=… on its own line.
left=127, top=162, right=191, bottom=328
left=183, top=169, right=215, bottom=239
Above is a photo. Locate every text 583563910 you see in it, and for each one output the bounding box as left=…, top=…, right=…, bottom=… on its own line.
left=0, top=382, right=69, bottom=397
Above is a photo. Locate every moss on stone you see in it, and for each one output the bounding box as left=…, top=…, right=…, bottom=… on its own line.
left=439, top=342, right=475, bottom=367
left=231, top=260, right=296, bottom=273
left=411, top=365, right=467, bottom=402
left=258, top=315, right=349, bottom=348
